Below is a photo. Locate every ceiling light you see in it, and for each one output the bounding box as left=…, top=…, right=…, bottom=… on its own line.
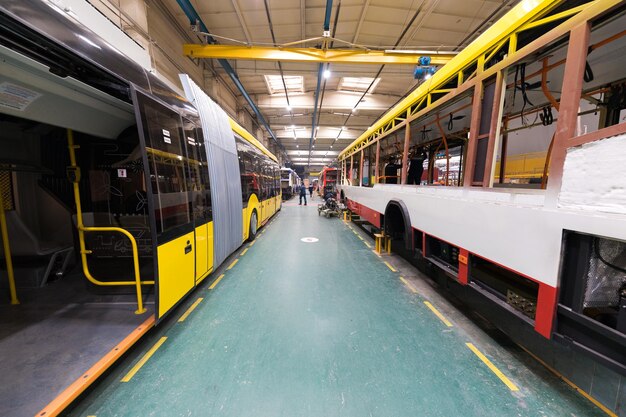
left=323, top=69, right=331, bottom=79
left=286, top=105, right=292, bottom=111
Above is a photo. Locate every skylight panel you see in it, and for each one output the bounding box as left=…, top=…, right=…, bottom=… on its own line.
left=264, top=75, right=304, bottom=95
left=338, top=77, right=380, bottom=93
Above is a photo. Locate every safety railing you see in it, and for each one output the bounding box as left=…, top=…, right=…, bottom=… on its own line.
left=67, top=129, right=153, bottom=314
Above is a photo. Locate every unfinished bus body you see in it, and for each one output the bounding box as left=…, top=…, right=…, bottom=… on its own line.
left=338, top=1, right=626, bottom=412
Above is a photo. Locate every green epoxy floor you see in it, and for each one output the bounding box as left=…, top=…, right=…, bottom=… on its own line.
left=68, top=200, right=605, bottom=417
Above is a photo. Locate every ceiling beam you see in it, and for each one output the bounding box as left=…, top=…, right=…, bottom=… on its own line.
left=401, top=0, right=440, bottom=49
left=300, top=0, right=306, bottom=41
left=352, top=0, right=371, bottom=44
left=183, top=45, right=455, bottom=65
left=255, top=90, right=399, bottom=111
left=230, top=0, right=252, bottom=44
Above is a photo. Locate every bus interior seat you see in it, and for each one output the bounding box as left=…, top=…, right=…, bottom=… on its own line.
left=0, top=210, right=73, bottom=287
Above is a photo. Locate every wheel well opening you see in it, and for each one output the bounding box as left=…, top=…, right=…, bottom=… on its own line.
left=384, top=200, right=411, bottom=251
left=384, top=205, right=405, bottom=239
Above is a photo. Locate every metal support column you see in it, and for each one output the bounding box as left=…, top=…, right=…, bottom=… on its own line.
left=401, top=125, right=410, bottom=184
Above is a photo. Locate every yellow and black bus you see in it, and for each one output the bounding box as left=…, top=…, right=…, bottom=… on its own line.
left=0, top=1, right=280, bottom=324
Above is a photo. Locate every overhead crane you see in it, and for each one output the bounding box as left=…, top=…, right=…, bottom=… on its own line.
left=182, top=44, right=456, bottom=66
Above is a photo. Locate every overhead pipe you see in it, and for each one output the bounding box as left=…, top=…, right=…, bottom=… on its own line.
left=262, top=0, right=292, bottom=119
left=307, top=64, right=324, bottom=167
left=333, top=5, right=422, bottom=162
left=311, top=0, right=341, bottom=165
left=175, top=0, right=284, bottom=153
left=307, top=0, right=334, bottom=168
left=323, top=0, right=333, bottom=31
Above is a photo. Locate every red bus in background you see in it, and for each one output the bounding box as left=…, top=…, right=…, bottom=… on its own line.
left=317, top=167, right=338, bottom=197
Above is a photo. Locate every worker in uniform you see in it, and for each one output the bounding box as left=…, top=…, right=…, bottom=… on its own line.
left=384, top=159, right=400, bottom=184
left=407, top=149, right=427, bottom=185
left=299, top=183, right=307, bottom=206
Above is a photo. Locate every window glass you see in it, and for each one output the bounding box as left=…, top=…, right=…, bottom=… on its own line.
left=85, top=128, right=153, bottom=260
left=135, top=93, right=191, bottom=238
left=235, top=135, right=263, bottom=205
left=183, top=117, right=212, bottom=223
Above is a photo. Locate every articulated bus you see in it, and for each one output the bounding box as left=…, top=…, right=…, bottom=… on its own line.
left=339, top=0, right=626, bottom=412
left=0, top=2, right=279, bottom=415
left=317, top=166, right=339, bottom=197
left=280, top=167, right=300, bottom=199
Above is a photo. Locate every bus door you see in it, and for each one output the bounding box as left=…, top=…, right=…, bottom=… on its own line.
left=182, top=116, right=213, bottom=283
left=131, top=88, right=196, bottom=320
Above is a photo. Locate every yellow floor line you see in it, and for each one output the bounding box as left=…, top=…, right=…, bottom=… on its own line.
left=364, top=241, right=371, bottom=248
left=399, top=277, right=418, bottom=294
left=424, top=301, right=453, bottom=327
left=209, top=274, right=225, bottom=290
left=120, top=337, right=167, bottom=382
left=372, top=250, right=381, bottom=258
left=178, top=298, right=204, bottom=322
left=519, top=346, right=617, bottom=417
left=383, top=261, right=397, bottom=272
left=240, top=248, right=249, bottom=256
left=466, top=343, right=519, bottom=391
left=227, top=259, right=239, bottom=270
left=249, top=240, right=256, bottom=247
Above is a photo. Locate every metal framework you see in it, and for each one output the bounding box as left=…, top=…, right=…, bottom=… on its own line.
left=337, top=0, right=598, bottom=161
left=338, top=0, right=626, bottom=202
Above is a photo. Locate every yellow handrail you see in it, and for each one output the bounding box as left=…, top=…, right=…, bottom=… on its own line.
left=0, top=190, right=18, bottom=305
left=67, top=129, right=153, bottom=314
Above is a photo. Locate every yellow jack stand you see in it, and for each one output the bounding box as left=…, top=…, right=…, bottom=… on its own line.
left=374, top=233, right=392, bottom=255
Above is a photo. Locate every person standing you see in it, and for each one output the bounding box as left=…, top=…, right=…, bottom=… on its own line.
left=407, top=150, right=427, bottom=185
left=299, top=183, right=307, bottom=205
left=308, top=183, right=314, bottom=199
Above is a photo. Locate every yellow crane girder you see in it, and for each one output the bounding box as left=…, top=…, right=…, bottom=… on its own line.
left=183, top=45, right=455, bottom=65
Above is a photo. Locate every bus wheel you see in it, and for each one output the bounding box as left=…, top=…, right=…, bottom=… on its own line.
left=248, top=210, right=258, bottom=241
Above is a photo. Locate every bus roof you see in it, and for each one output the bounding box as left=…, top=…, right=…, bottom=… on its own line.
left=229, top=118, right=278, bottom=163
